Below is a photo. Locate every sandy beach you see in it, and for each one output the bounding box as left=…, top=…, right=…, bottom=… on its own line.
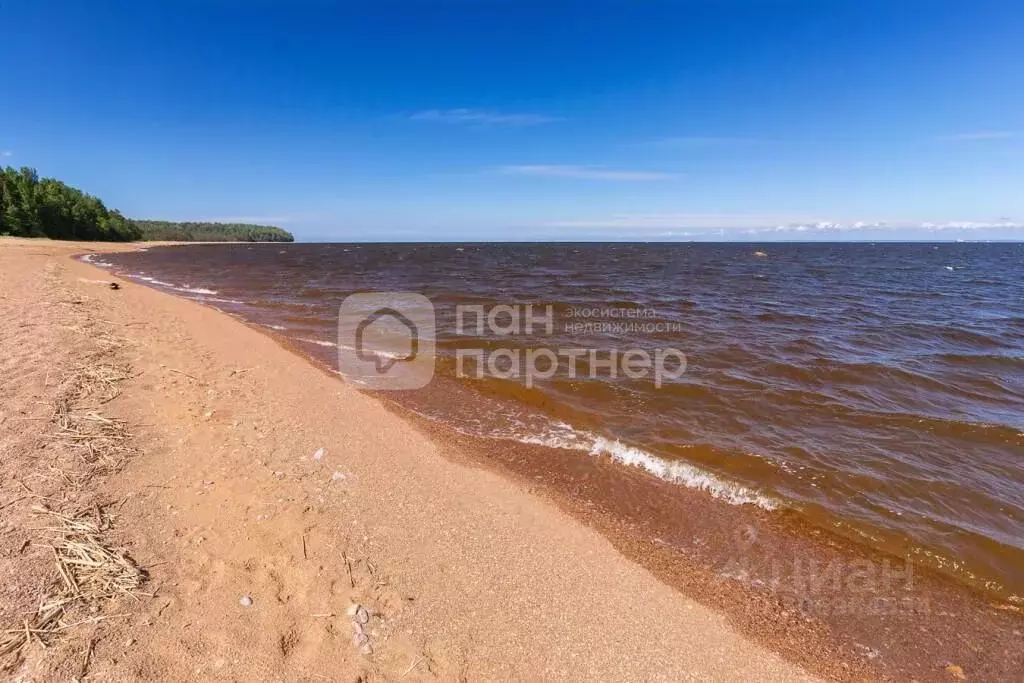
left=0, top=237, right=831, bottom=680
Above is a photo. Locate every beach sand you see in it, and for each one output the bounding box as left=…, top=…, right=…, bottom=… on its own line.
left=0, top=237, right=824, bottom=680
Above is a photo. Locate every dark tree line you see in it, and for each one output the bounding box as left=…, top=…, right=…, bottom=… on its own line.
left=135, top=220, right=294, bottom=242
left=1, top=166, right=295, bottom=243
left=1, top=166, right=141, bottom=241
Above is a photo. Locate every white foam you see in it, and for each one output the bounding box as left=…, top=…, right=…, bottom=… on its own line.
left=131, top=274, right=175, bottom=287
left=175, top=285, right=218, bottom=295
left=297, top=338, right=337, bottom=347
left=585, top=436, right=779, bottom=509
left=335, top=344, right=408, bottom=360
left=264, top=324, right=288, bottom=331
left=195, top=296, right=245, bottom=305
left=434, top=413, right=779, bottom=510
left=80, top=253, right=113, bottom=268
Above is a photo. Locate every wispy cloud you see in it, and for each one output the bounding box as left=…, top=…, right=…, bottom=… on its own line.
left=937, top=131, right=1015, bottom=141
left=410, top=108, right=559, bottom=126
left=1, top=150, right=12, bottom=158
left=497, top=165, right=677, bottom=181
left=648, top=136, right=758, bottom=147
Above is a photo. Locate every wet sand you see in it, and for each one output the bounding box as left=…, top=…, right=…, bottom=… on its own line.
left=281, top=339, right=1024, bottom=683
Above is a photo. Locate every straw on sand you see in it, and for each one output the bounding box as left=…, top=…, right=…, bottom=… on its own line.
left=49, top=361, right=135, bottom=483
left=0, top=506, right=146, bottom=670
left=0, top=326, right=145, bottom=672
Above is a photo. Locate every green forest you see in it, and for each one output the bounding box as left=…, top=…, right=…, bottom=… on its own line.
left=135, top=220, right=294, bottom=242
left=1, top=166, right=295, bottom=243
left=1, top=166, right=141, bottom=241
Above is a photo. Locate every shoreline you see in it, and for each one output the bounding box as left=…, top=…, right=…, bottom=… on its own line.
left=87, top=239, right=1024, bottom=605
left=264, top=315, right=1024, bottom=683
left=118, top=239, right=1024, bottom=681
left=1, top=236, right=822, bottom=680
left=105, top=240, right=1024, bottom=680
left=3, top=237, right=1020, bottom=680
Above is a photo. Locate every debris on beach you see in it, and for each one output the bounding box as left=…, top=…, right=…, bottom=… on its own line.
left=240, top=595, right=254, bottom=607
left=854, top=642, right=880, bottom=660
left=332, top=471, right=347, bottom=481
left=348, top=604, right=375, bottom=655
left=313, top=447, right=326, bottom=461
left=944, top=663, right=966, bottom=679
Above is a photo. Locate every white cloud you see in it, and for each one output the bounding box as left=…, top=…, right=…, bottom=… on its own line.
left=543, top=213, right=1023, bottom=234
left=410, top=109, right=559, bottom=126
left=1, top=150, right=12, bottom=158
left=497, top=165, right=677, bottom=181
left=937, top=131, right=1015, bottom=141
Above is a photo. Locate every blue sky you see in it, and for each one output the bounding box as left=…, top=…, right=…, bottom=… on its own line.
left=2, top=0, right=1023, bottom=241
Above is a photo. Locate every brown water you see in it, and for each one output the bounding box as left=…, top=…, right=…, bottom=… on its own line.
left=91, top=242, right=1024, bottom=601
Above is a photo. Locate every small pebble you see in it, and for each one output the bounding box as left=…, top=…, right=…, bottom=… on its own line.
left=353, top=632, right=369, bottom=646
left=313, top=447, right=326, bottom=461
left=240, top=595, right=253, bottom=607
left=355, top=606, right=369, bottom=624
left=332, top=471, right=347, bottom=481
left=360, top=643, right=373, bottom=656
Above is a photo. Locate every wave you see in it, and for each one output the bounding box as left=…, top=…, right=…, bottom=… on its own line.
left=448, top=416, right=780, bottom=510
left=80, top=254, right=114, bottom=268
left=585, top=436, right=779, bottom=509
left=126, top=274, right=234, bottom=301
left=296, top=337, right=337, bottom=348
left=174, top=285, right=218, bottom=295
left=130, top=274, right=175, bottom=287
left=192, top=295, right=245, bottom=305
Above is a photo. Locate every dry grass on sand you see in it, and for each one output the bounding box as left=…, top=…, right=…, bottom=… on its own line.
left=0, top=262, right=147, bottom=676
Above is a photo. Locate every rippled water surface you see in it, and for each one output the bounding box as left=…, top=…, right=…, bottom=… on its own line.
left=97, top=242, right=1024, bottom=597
